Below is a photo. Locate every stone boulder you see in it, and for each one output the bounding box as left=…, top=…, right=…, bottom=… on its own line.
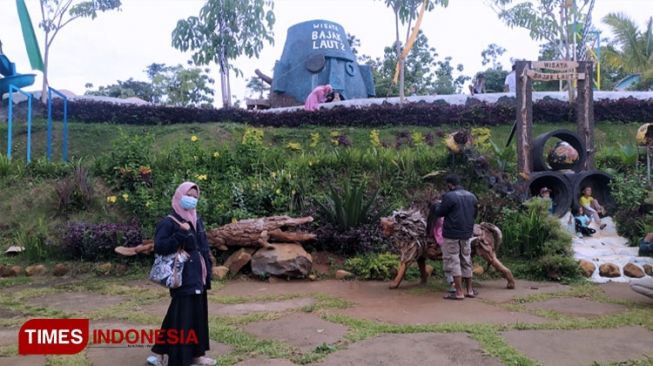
left=623, top=263, right=645, bottom=278
left=335, top=270, right=353, bottom=280
left=599, top=263, right=621, bottom=278
left=52, top=263, right=69, bottom=277
left=224, top=249, right=254, bottom=275
left=251, top=243, right=312, bottom=278
left=25, top=264, right=47, bottom=277
left=643, top=264, right=653, bottom=276
left=212, top=266, right=229, bottom=280
left=579, top=260, right=596, bottom=277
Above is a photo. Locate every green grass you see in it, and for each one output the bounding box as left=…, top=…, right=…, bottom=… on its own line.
left=0, top=119, right=641, bottom=164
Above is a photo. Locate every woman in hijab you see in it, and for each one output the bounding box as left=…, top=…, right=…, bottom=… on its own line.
left=150, top=182, right=214, bottom=366
left=304, top=84, right=333, bottom=111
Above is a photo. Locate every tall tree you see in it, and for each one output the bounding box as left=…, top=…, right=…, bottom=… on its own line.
left=486, top=0, right=592, bottom=61
left=367, top=31, right=467, bottom=96
left=602, top=13, right=653, bottom=89
left=245, top=77, right=269, bottom=99
left=38, top=0, right=122, bottom=103
left=85, top=63, right=215, bottom=107
left=379, top=0, right=449, bottom=100
left=172, top=0, right=275, bottom=108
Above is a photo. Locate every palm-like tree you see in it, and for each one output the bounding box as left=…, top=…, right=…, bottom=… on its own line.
left=602, top=13, right=653, bottom=89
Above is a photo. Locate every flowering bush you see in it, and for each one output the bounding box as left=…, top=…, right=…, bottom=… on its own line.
left=61, top=222, right=143, bottom=261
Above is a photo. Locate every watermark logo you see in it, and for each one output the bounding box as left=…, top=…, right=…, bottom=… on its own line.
left=18, top=319, right=198, bottom=355
left=19, top=319, right=89, bottom=355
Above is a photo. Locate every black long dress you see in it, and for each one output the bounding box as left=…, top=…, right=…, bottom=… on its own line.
left=151, top=213, right=213, bottom=366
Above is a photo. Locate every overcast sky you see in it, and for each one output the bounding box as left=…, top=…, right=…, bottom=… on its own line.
left=1, top=0, right=652, bottom=107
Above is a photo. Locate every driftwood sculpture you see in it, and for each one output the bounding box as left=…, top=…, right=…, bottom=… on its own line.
left=380, top=209, right=515, bottom=290
left=206, top=216, right=315, bottom=250
left=115, top=215, right=316, bottom=256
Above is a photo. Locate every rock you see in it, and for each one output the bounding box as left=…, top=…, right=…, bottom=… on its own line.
left=212, top=266, right=229, bottom=280
left=335, top=270, right=353, bottom=280
left=113, top=263, right=128, bottom=276
left=223, top=249, right=254, bottom=275
left=473, top=264, right=484, bottom=276
left=425, top=265, right=434, bottom=277
left=579, top=260, right=596, bottom=277
left=4, top=245, right=25, bottom=255
left=0, top=265, right=16, bottom=277
left=309, top=274, right=317, bottom=281
left=599, top=263, right=621, bottom=278
left=11, top=265, right=23, bottom=276
left=25, top=264, right=47, bottom=277
left=96, top=262, right=113, bottom=275
left=644, top=264, right=653, bottom=276
left=251, top=243, right=312, bottom=278
left=623, top=263, right=645, bottom=278
left=52, top=263, right=69, bottom=277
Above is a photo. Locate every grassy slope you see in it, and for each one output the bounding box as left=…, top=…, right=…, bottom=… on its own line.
left=0, top=118, right=642, bottom=163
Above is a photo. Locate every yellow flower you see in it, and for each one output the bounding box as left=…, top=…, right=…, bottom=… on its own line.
left=411, top=131, right=424, bottom=146
left=271, top=172, right=276, bottom=178
left=275, top=188, right=281, bottom=194
left=191, top=135, right=199, bottom=142
left=231, top=217, right=238, bottom=224
left=122, top=193, right=129, bottom=202
left=309, top=132, right=321, bottom=148
left=145, top=201, right=151, bottom=207
left=286, top=142, right=302, bottom=151
left=196, top=174, right=208, bottom=181
left=291, top=189, right=296, bottom=195
left=213, top=152, right=220, bottom=158
left=106, top=196, right=117, bottom=204
left=370, top=129, right=381, bottom=147
left=308, top=161, right=313, bottom=167
left=330, top=130, right=340, bottom=138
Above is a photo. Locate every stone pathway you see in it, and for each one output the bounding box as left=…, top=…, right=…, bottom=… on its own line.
left=565, top=215, right=653, bottom=283
left=243, top=313, right=348, bottom=352
left=313, top=333, right=503, bottom=366
left=1, top=277, right=652, bottom=365
left=502, top=326, right=653, bottom=366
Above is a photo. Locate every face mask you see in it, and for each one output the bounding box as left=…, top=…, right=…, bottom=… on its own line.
left=180, top=195, right=198, bottom=210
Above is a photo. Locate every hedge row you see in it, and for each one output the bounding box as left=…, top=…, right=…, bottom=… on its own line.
left=49, top=96, right=653, bottom=126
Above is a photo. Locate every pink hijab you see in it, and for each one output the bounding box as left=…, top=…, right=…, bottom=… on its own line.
left=171, top=181, right=199, bottom=229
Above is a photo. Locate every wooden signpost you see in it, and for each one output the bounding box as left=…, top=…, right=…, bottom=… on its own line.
left=515, top=60, right=594, bottom=176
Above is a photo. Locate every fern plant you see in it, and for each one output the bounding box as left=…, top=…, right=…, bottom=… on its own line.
left=315, top=180, right=381, bottom=232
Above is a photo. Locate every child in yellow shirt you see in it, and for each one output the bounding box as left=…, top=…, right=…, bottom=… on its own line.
left=580, top=186, right=606, bottom=230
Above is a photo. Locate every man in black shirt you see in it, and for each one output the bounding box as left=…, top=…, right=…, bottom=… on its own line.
left=430, top=174, right=478, bottom=300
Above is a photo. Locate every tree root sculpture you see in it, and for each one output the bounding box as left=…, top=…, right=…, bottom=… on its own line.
left=115, top=216, right=316, bottom=256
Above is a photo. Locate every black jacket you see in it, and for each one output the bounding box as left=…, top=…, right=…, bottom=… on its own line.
left=154, top=212, right=213, bottom=297
left=431, top=187, right=478, bottom=239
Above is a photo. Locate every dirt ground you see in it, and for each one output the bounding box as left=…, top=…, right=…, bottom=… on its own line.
left=1, top=275, right=652, bottom=366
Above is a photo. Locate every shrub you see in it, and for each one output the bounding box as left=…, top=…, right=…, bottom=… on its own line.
left=315, top=180, right=382, bottom=232
left=60, top=222, right=143, bottom=261
left=52, top=96, right=653, bottom=126
left=344, top=253, right=400, bottom=280
left=54, top=164, right=95, bottom=216
left=15, top=218, right=55, bottom=262
left=499, top=198, right=578, bottom=281
left=312, top=222, right=392, bottom=256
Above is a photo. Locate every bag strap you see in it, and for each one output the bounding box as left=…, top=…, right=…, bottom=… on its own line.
left=167, top=214, right=185, bottom=227
left=167, top=215, right=189, bottom=253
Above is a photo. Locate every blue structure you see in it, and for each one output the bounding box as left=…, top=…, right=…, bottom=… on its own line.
left=271, top=20, right=375, bottom=106
left=0, top=53, right=35, bottom=96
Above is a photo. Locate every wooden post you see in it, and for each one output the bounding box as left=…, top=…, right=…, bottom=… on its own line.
left=576, top=61, right=594, bottom=170
left=516, top=61, right=533, bottom=177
